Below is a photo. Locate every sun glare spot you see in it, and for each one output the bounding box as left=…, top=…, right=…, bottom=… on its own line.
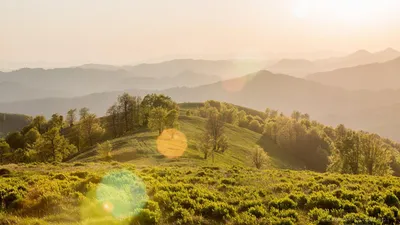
left=156, top=129, right=187, bottom=158
left=103, top=201, right=114, bottom=213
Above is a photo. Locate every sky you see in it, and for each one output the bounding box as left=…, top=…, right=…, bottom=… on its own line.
left=1, top=0, right=400, bottom=67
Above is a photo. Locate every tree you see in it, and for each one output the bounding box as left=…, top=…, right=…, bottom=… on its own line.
left=24, top=128, right=41, bottom=147
left=252, top=147, right=268, bottom=169
left=80, top=113, right=104, bottom=146
left=66, top=109, right=77, bottom=127
left=118, top=93, right=134, bottom=132
left=5, top=132, right=24, bottom=149
left=0, top=139, right=10, bottom=163
left=197, top=135, right=212, bottom=159
left=165, top=109, right=179, bottom=129
left=140, top=94, right=177, bottom=126
left=32, top=115, right=47, bottom=134
left=329, top=131, right=362, bottom=174
left=39, top=127, right=77, bottom=162
left=291, top=111, right=301, bottom=121
left=361, top=134, right=392, bottom=175
left=48, top=113, right=64, bottom=130
left=97, top=141, right=112, bottom=160
left=249, top=120, right=263, bottom=133
left=106, top=103, right=121, bottom=138
left=148, top=107, right=168, bottom=135
left=79, top=107, right=90, bottom=120
left=204, top=108, right=228, bottom=162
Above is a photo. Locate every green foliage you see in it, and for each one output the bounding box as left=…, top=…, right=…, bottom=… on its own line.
left=1, top=164, right=400, bottom=224
left=97, top=141, right=112, bottom=160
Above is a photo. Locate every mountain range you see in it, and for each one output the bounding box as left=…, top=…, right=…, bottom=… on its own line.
left=267, top=48, right=400, bottom=77
left=307, top=56, right=400, bottom=90
left=2, top=70, right=400, bottom=140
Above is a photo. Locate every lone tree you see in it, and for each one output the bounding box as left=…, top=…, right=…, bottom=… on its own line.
left=252, top=147, right=268, bottom=169
left=204, top=108, right=229, bottom=162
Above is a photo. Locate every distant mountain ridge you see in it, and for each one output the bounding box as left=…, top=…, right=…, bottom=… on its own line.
left=307, top=56, right=400, bottom=90
left=267, top=48, right=400, bottom=77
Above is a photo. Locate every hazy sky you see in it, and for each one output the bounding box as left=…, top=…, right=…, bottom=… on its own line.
left=1, top=0, right=400, bottom=65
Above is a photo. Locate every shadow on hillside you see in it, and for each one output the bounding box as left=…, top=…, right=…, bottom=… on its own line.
left=257, top=136, right=304, bottom=169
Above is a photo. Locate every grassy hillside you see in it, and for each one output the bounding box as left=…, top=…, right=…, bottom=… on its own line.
left=0, top=113, right=31, bottom=137
left=2, top=163, right=400, bottom=224
left=69, top=113, right=300, bottom=170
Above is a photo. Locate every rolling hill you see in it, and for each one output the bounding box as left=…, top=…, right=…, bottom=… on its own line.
left=307, top=57, right=400, bottom=90
left=2, top=70, right=400, bottom=140
left=267, top=48, right=400, bottom=77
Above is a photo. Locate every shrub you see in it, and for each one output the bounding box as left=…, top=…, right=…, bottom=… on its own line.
left=320, top=178, right=340, bottom=186
left=342, top=201, right=357, bottom=213
left=270, top=197, right=297, bottom=210
left=133, top=209, right=160, bottom=225
left=288, top=193, right=308, bottom=209
left=308, top=208, right=330, bottom=221
left=306, top=192, right=341, bottom=210
left=343, top=213, right=381, bottom=225
left=248, top=205, right=267, bottom=218
left=0, top=168, right=11, bottom=177
left=201, top=202, right=235, bottom=220
left=384, top=193, right=399, bottom=207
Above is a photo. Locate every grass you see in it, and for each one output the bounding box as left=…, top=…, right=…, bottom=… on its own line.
left=1, top=163, right=400, bottom=224
left=68, top=114, right=292, bottom=170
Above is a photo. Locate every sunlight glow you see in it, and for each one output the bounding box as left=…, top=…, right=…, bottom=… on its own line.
left=156, top=129, right=187, bottom=158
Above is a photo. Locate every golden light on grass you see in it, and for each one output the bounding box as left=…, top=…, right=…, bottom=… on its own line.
left=156, top=129, right=187, bottom=158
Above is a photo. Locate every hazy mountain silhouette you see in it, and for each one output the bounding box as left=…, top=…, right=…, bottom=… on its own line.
left=0, top=81, right=70, bottom=102
left=267, top=48, right=400, bottom=77
left=307, top=57, right=400, bottom=90
left=2, top=70, right=400, bottom=140
left=117, top=59, right=269, bottom=79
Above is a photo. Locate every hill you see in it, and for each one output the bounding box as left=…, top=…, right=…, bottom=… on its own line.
left=0, top=81, right=69, bottom=103
left=68, top=112, right=300, bottom=170
left=267, top=48, right=400, bottom=77
left=2, top=100, right=400, bottom=224
left=2, top=70, right=400, bottom=140
left=0, top=113, right=31, bottom=137
left=307, top=57, right=400, bottom=90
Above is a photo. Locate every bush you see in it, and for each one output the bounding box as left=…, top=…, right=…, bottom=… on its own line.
left=384, top=193, right=399, bottom=207
left=308, top=208, right=330, bottom=221
left=133, top=209, right=160, bottom=225
left=0, top=168, right=11, bottom=177
left=248, top=205, right=267, bottom=218
left=201, top=202, right=235, bottom=220
left=306, top=192, right=341, bottom=210
left=343, top=213, right=381, bottom=225
left=270, top=197, right=297, bottom=210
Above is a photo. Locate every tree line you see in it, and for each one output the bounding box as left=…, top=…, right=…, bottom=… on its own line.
left=193, top=100, right=399, bottom=175
left=0, top=93, right=179, bottom=164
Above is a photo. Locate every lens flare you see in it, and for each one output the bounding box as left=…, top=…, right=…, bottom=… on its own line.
left=80, top=170, right=147, bottom=223
left=156, top=128, right=187, bottom=158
